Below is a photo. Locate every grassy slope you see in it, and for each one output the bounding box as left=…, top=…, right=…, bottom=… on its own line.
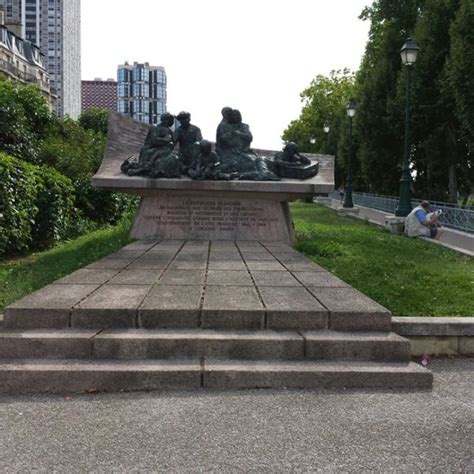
left=0, top=218, right=132, bottom=311
left=291, top=203, right=473, bottom=316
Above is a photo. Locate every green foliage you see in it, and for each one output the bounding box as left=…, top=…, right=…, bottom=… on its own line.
left=39, top=117, right=105, bottom=178
left=0, top=81, right=53, bottom=164
left=447, top=0, right=474, bottom=149
left=282, top=69, right=356, bottom=186
left=0, top=152, right=74, bottom=255
left=0, top=152, right=39, bottom=254
left=284, top=1, right=472, bottom=202
left=78, top=108, right=109, bottom=136
left=32, top=166, right=75, bottom=248
left=292, top=203, right=474, bottom=316
left=0, top=77, right=135, bottom=257
left=73, top=177, right=138, bottom=226
left=355, top=0, right=422, bottom=195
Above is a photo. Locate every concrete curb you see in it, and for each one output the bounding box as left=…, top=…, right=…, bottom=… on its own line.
left=392, top=317, right=474, bottom=356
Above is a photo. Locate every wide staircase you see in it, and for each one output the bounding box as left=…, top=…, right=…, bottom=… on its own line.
left=0, top=240, right=432, bottom=393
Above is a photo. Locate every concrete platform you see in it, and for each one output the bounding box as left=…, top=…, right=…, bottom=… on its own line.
left=1, top=240, right=432, bottom=393
left=4, top=240, right=391, bottom=332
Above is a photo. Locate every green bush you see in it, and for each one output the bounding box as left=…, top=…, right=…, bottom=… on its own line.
left=0, top=152, right=75, bottom=255
left=32, top=166, right=75, bottom=248
left=73, top=177, right=138, bottom=226
left=0, top=81, right=54, bottom=164
left=0, top=152, right=39, bottom=254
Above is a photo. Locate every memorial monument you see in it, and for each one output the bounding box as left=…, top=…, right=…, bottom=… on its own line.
left=93, top=110, right=335, bottom=244
left=0, top=109, right=432, bottom=394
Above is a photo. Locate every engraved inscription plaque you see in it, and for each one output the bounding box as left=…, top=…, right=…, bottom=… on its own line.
left=130, top=193, right=294, bottom=243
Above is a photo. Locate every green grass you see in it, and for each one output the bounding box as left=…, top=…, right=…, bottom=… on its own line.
left=0, top=217, right=133, bottom=311
left=291, top=202, right=473, bottom=316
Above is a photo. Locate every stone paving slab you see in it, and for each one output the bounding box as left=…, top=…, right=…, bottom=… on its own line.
left=202, top=286, right=265, bottom=329
left=251, top=270, right=302, bottom=287
left=259, top=286, right=328, bottom=330
left=246, top=261, right=286, bottom=271
left=55, top=269, right=119, bottom=285
left=308, top=287, right=391, bottom=332
left=159, top=269, right=206, bottom=286
left=86, top=258, right=134, bottom=270
left=206, top=270, right=254, bottom=286
left=138, top=285, right=203, bottom=328
left=108, top=270, right=160, bottom=285
left=207, top=260, right=247, bottom=271
left=121, top=240, right=158, bottom=251
left=4, top=284, right=100, bottom=329
left=292, top=271, right=349, bottom=288
left=72, top=285, right=151, bottom=329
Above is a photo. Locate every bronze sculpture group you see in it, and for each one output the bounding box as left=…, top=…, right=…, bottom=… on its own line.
left=121, top=108, right=319, bottom=181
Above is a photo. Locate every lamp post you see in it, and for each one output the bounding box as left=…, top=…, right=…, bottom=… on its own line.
left=309, top=136, right=316, bottom=152
left=395, top=38, right=419, bottom=217
left=343, top=99, right=357, bottom=208
left=323, top=121, right=330, bottom=153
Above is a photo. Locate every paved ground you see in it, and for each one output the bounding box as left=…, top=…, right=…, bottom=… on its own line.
left=0, top=357, right=472, bottom=472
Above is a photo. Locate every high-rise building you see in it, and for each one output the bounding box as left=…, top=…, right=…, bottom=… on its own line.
left=0, top=0, right=22, bottom=36
left=0, top=0, right=81, bottom=118
left=117, top=62, right=167, bottom=125
left=81, top=78, right=117, bottom=112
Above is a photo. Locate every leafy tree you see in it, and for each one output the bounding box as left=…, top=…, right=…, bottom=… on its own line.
left=282, top=69, right=356, bottom=186
left=0, top=81, right=54, bottom=164
left=78, top=108, right=109, bottom=136
left=447, top=0, right=474, bottom=146
left=354, top=0, right=423, bottom=195
left=409, top=0, right=466, bottom=202
left=39, top=118, right=105, bottom=178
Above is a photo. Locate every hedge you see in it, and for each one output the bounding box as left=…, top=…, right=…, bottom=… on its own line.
left=0, top=152, right=74, bottom=255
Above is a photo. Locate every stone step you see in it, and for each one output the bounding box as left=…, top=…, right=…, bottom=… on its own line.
left=3, top=305, right=392, bottom=332
left=303, top=330, right=410, bottom=362
left=204, top=360, right=433, bottom=390
left=0, top=359, right=432, bottom=394
left=0, top=359, right=201, bottom=394
left=0, top=329, right=409, bottom=362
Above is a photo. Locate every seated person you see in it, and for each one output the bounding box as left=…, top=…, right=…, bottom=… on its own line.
left=274, top=142, right=311, bottom=166
left=188, top=140, right=235, bottom=180
left=122, top=112, right=181, bottom=178
left=405, top=201, right=442, bottom=239
left=216, top=108, right=279, bottom=181
left=174, top=111, right=202, bottom=172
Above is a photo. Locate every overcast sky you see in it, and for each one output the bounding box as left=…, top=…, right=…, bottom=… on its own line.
left=81, top=0, right=370, bottom=150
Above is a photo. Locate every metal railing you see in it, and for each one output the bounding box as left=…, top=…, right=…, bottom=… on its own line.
left=328, top=192, right=474, bottom=234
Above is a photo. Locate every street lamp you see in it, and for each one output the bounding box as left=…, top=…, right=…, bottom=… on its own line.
left=343, top=99, right=357, bottom=208
left=323, top=121, right=330, bottom=152
left=309, top=136, right=316, bottom=152
left=395, top=38, right=419, bottom=217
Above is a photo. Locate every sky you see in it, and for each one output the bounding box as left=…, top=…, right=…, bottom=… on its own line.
left=81, top=0, right=371, bottom=150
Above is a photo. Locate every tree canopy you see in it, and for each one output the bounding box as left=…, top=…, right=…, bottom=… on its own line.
left=283, top=0, right=473, bottom=203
